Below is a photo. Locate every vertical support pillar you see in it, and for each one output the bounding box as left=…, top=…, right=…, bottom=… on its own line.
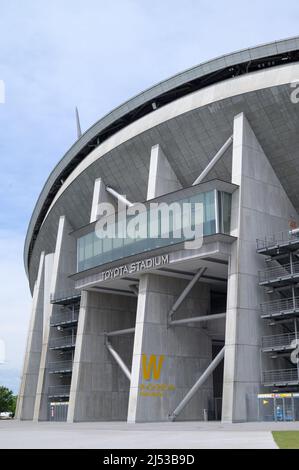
left=127, top=274, right=211, bottom=423
left=128, top=144, right=213, bottom=423
left=33, top=216, right=76, bottom=421
left=222, top=112, right=299, bottom=422
left=90, top=177, right=116, bottom=223
left=67, top=291, right=136, bottom=422
left=146, top=144, right=182, bottom=200
left=16, top=253, right=45, bottom=420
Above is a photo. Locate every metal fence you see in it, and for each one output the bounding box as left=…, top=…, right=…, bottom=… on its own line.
left=260, top=297, right=299, bottom=318
left=245, top=394, right=299, bottom=422
left=50, top=289, right=81, bottom=304
left=48, top=360, right=73, bottom=373
left=257, top=395, right=299, bottom=422
left=49, top=402, right=69, bottom=422
left=262, top=332, right=297, bottom=351
left=257, top=230, right=299, bottom=250
left=259, top=262, right=299, bottom=284
left=48, top=385, right=70, bottom=398
left=263, top=368, right=299, bottom=386
left=49, top=335, right=76, bottom=349
left=50, top=310, right=79, bottom=326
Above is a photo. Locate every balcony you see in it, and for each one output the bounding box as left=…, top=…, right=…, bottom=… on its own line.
left=48, top=361, right=73, bottom=375
left=50, top=289, right=81, bottom=305
left=260, top=297, right=299, bottom=320
left=263, top=369, right=299, bottom=387
left=50, top=310, right=79, bottom=328
left=49, top=335, right=76, bottom=351
left=74, top=181, right=235, bottom=273
left=262, top=333, right=298, bottom=352
left=48, top=385, right=70, bottom=398
left=259, top=263, right=299, bottom=287
left=257, top=230, right=299, bottom=256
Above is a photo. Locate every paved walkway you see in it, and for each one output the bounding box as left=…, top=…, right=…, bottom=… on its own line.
left=0, top=420, right=293, bottom=448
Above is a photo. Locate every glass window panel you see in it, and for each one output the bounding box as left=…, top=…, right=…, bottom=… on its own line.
left=218, top=191, right=231, bottom=234
left=76, top=189, right=231, bottom=272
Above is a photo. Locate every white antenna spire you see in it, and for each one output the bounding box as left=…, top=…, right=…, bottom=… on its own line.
left=75, top=106, right=82, bottom=139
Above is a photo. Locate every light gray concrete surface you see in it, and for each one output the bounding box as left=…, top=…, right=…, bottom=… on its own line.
left=222, top=112, right=299, bottom=423
left=146, top=144, right=182, bottom=200
left=68, top=290, right=136, bottom=422
left=0, top=420, right=292, bottom=449
left=128, top=274, right=212, bottom=423
left=16, top=252, right=45, bottom=421
left=33, top=216, right=77, bottom=422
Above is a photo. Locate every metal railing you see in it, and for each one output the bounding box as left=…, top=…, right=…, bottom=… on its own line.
left=262, top=333, right=297, bottom=350
left=48, top=385, right=70, bottom=397
left=260, top=297, right=299, bottom=317
left=259, top=262, right=299, bottom=284
left=257, top=230, right=299, bottom=250
left=50, top=289, right=81, bottom=304
left=50, top=310, right=79, bottom=326
left=48, top=335, right=76, bottom=349
left=263, top=368, right=299, bottom=385
left=48, top=361, right=73, bottom=373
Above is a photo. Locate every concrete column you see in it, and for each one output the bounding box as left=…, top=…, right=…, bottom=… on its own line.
left=222, top=113, right=299, bottom=422
left=127, top=274, right=212, bottom=422
left=67, top=290, right=136, bottom=422
left=33, top=215, right=76, bottom=421
left=16, top=252, right=45, bottom=420
left=147, top=144, right=182, bottom=200
left=90, top=177, right=116, bottom=223
left=43, top=254, right=54, bottom=339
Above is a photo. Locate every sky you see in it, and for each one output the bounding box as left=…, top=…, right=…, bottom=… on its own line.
left=0, top=0, right=299, bottom=393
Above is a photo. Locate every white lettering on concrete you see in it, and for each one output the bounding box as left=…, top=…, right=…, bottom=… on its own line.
left=99, top=254, right=169, bottom=282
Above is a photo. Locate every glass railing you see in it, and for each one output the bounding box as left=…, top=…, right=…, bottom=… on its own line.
left=76, top=187, right=232, bottom=273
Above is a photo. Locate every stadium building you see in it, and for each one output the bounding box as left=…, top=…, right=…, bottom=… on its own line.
left=17, top=37, right=299, bottom=423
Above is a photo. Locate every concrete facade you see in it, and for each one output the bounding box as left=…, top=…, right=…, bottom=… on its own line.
left=128, top=274, right=212, bottom=422
left=222, top=113, right=299, bottom=422
left=67, top=290, right=136, bottom=422
left=18, top=38, right=299, bottom=424
left=31, top=216, right=77, bottom=421
left=146, top=144, right=182, bottom=200
left=16, top=253, right=45, bottom=420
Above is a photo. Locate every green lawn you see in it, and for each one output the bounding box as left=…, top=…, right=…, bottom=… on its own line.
left=272, top=432, right=299, bottom=449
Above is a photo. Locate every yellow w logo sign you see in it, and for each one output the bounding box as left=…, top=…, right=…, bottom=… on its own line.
left=142, top=354, right=164, bottom=380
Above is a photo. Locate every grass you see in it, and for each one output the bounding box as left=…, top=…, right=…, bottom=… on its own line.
left=272, top=431, right=299, bottom=449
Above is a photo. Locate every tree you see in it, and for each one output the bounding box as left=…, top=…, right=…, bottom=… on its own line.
left=0, top=386, right=17, bottom=415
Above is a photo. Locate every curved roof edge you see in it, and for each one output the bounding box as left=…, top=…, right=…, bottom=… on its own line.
left=24, top=36, right=299, bottom=279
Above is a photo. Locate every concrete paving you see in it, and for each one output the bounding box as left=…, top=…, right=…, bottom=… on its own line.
left=1, top=420, right=297, bottom=449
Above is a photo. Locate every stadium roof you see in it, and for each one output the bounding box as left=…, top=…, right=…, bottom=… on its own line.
left=24, top=36, right=299, bottom=277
